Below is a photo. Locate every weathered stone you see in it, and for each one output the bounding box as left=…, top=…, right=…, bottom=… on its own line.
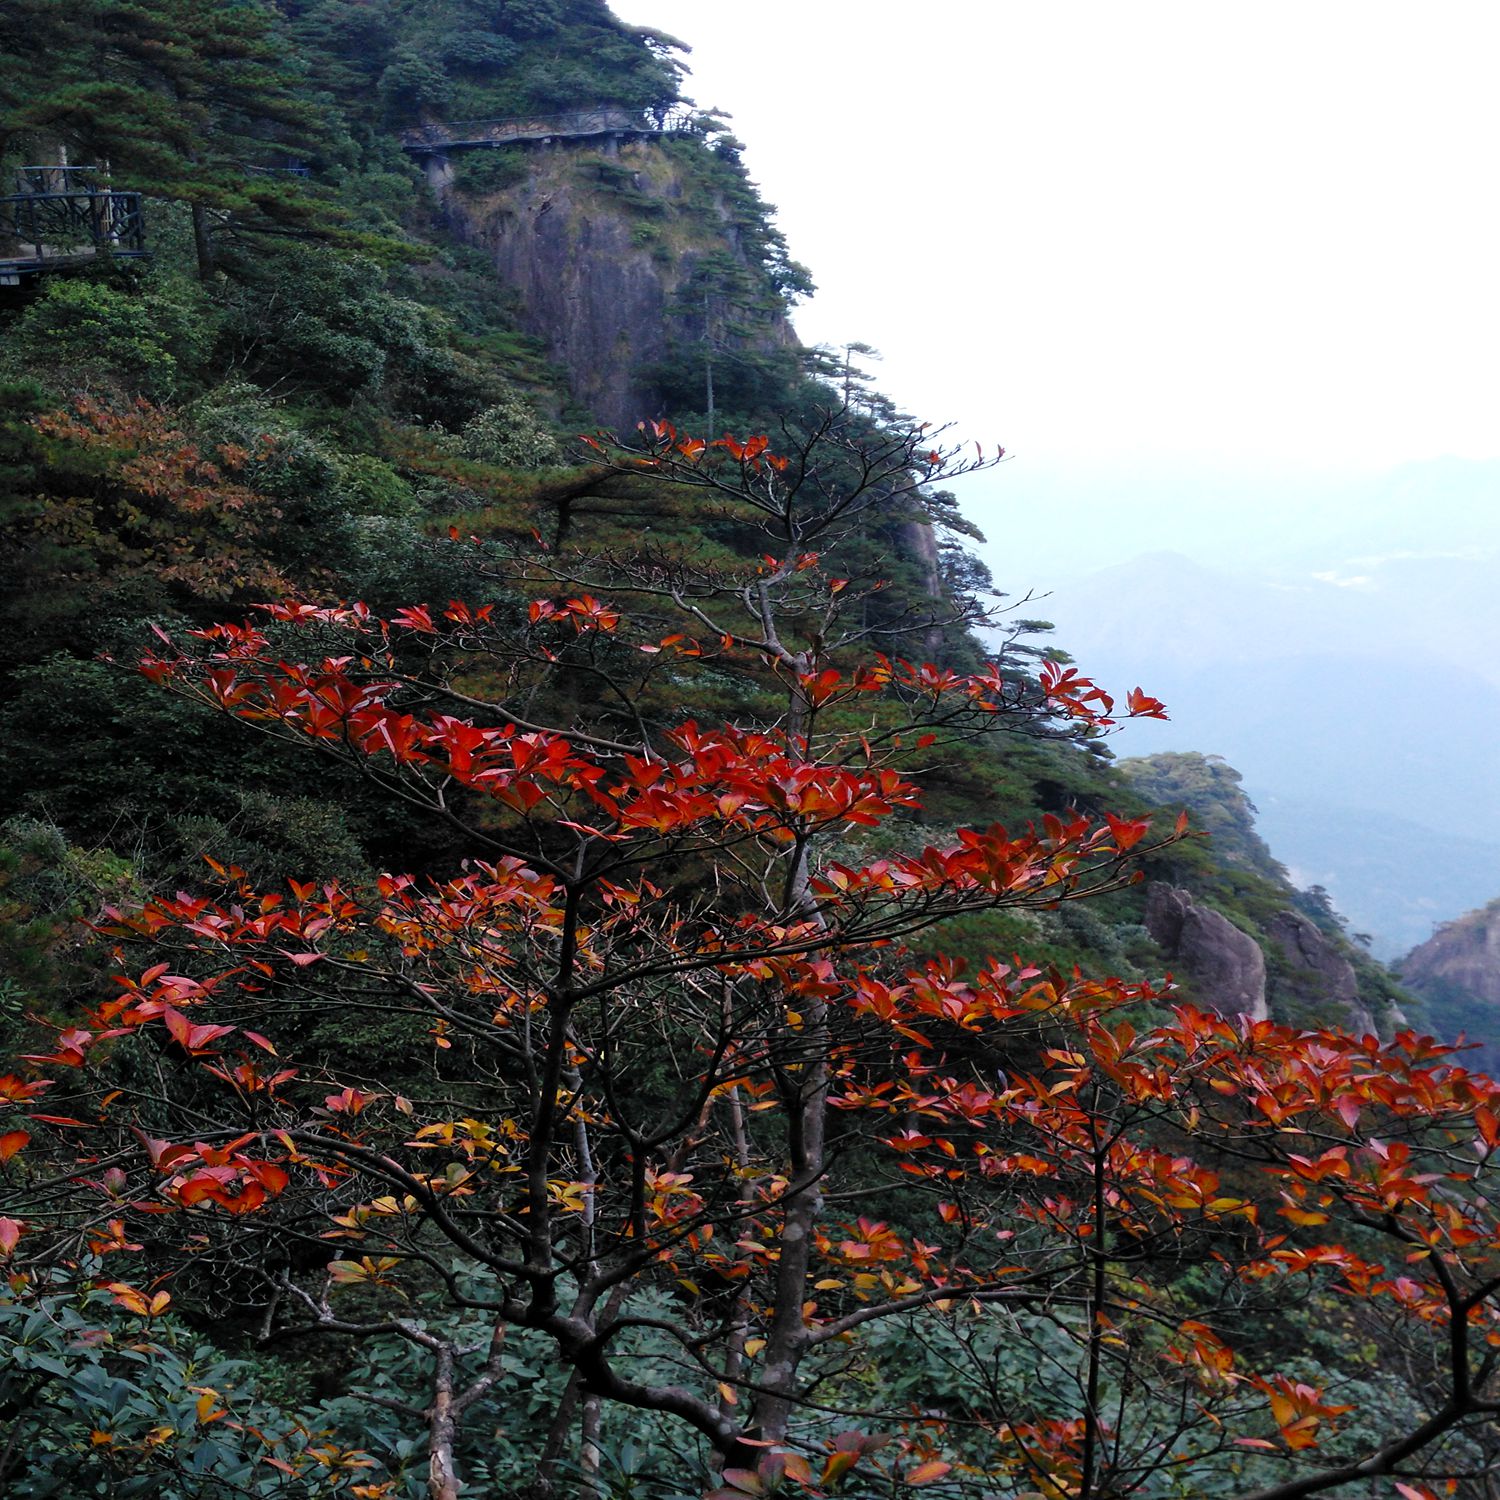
left=433, top=144, right=796, bottom=433
left=1144, top=883, right=1268, bottom=1020
left=1402, top=902, right=1500, bottom=1007
left=1266, top=909, right=1376, bottom=1035
left=1397, top=901, right=1500, bottom=1071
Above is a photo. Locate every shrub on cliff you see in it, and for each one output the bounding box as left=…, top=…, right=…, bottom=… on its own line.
left=457, top=388, right=560, bottom=468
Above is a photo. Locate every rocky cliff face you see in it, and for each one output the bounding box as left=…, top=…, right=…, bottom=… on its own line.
left=1398, top=901, right=1500, bottom=1070
left=1401, top=902, right=1500, bottom=1003
left=1123, top=751, right=1408, bottom=1034
left=1144, top=883, right=1400, bottom=1032
left=1266, top=908, right=1376, bottom=1035
left=1145, top=883, right=1269, bottom=1020
left=433, top=141, right=799, bottom=432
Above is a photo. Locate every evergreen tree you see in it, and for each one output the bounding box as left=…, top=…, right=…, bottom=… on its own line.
left=0, top=0, right=342, bottom=278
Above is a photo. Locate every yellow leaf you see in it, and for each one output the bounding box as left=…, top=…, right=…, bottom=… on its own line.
left=821, top=1452, right=858, bottom=1486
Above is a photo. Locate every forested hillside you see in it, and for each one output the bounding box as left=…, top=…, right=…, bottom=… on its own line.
left=3, top=6, right=1497, bottom=1498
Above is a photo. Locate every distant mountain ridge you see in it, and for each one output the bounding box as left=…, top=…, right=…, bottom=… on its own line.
left=1020, top=511, right=1500, bottom=955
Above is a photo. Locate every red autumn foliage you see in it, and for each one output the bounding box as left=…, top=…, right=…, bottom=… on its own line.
left=1, top=420, right=1488, bottom=1500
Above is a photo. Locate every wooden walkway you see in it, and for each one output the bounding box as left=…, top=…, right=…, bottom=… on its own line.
left=400, top=105, right=697, bottom=155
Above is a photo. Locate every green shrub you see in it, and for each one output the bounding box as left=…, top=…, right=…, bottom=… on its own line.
left=0, top=1273, right=391, bottom=1497
left=453, top=149, right=530, bottom=196
left=378, top=47, right=451, bottom=113
left=3, top=277, right=216, bottom=401
left=457, top=387, right=559, bottom=468
left=333, top=451, right=418, bottom=518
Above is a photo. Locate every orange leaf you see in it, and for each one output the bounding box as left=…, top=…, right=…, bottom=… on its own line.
left=907, top=1460, right=952, bottom=1484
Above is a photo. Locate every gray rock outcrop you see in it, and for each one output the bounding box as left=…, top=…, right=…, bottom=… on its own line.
left=1401, top=901, right=1500, bottom=1006
left=1266, top=909, right=1376, bottom=1035
left=1398, top=900, right=1500, bottom=1072
left=1144, top=883, right=1268, bottom=1020
left=434, top=143, right=797, bottom=432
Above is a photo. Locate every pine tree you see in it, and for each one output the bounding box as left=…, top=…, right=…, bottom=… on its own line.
left=0, top=0, right=341, bottom=279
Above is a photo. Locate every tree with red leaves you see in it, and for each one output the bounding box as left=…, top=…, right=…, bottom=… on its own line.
left=2, top=414, right=1495, bottom=1500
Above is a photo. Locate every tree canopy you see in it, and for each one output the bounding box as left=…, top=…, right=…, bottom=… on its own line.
left=0, top=417, right=1491, bottom=1500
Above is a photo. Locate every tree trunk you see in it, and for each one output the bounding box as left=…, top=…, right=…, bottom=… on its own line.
left=747, top=1014, right=827, bottom=1442
left=579, top=1391, right=604, bottom=1500
left=524, top=1368, right=585, bottom=1500
left=190, top=200, right=216, bottom=281
left=750, top=678, right=830, bottom=1443
left=717, top=1082, right=754, bottom=1427
left=428, top=1345, right=461, bottom=1500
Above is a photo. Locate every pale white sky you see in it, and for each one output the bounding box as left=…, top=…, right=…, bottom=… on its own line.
left=610, top=1, right=1500, bottom=502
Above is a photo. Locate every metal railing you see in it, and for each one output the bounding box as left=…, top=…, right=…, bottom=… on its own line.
left=245, top=161, right=312, bottom=179
left=0, top=185, right=147, bottom=270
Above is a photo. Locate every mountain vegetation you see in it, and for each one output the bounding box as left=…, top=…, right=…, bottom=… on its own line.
left=1, top=4, right=1492, bottom=1498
